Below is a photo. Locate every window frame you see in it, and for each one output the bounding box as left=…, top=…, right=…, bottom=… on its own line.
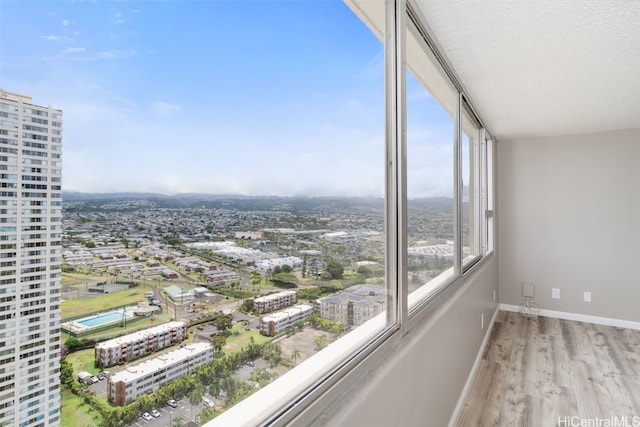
left=205, top=0, right=496, bottom=424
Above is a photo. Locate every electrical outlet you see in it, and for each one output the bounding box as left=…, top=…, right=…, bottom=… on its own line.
left=584, top=291, right=591, bottom=302
left=522, top=282, right=535, bottom=298
left=481, top=312, right=485, bottom=330
left=552, top=288, right=560, bottom=299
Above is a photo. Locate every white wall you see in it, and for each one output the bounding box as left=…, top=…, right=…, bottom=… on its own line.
left=498, top=128, right=640, bottom=321
left=293, top=258, right=498, bottom=427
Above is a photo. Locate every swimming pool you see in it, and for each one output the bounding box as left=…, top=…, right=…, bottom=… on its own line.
left=76, top=310, right=134, bottom=328
left=64, top=307, right=137, bottom=333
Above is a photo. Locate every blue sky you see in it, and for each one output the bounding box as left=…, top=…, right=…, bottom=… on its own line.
left=0, top=0, right=453, bottom=198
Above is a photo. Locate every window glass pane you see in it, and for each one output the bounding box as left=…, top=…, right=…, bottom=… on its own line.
left=5, top=0, right=390, bottom=425
left=461, top=108, right=481, bottom=265
left=166, top=1, right=390, bottom=421
left=405, top=23, right=457, bottom=302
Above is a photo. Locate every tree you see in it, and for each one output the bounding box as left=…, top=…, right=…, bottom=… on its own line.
left=64, top=337, right=82, bottom=352
left=272, top=272, right=298, bottom=287
left=241, top=298, right=254, bottom=312
left=325, top=259, right=344, bottom=280
left=281, top=264, right=293, bottom=273
left=314, top=335, right=327, bottom=351
left=213, top=312, right=233, bottom=333
left=262, top=344, right=282, bottom=368
left=209, top=378, right=221, bottom=398
left=166, top=236, right=181, bottom=247
left=302, top=255, right=308, bottom=277
left=188, top=383, right=204, bottom=422
left=60, top=358, right=74, bottom=388
left=290, top=348, right=301, bottom=366
left=210, top=334, right=227, bottom=352
left=330, top=322, right=343, bottom=338
left=357, top=265, right=372, bottom=278
left=250, top=272, right=261, bottom=286
left=136, top=393, right=154, bottom=413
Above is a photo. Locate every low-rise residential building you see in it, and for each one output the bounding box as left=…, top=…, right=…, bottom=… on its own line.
left=259, top=304, right=314, bottom=336
left=95, top=321, right=187, bottom=368
left=204, top=268, right=240, bottom=283
left=315, top=285, right=386, bottom=327
left=254, top=256, right=303, bottom=272
left=107, top=342, right=214, bottom=406
left=254, top=290, right=297, bottom=314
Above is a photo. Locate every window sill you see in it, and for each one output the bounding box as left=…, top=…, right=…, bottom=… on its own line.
left=204, top=311, right=392, bottom=427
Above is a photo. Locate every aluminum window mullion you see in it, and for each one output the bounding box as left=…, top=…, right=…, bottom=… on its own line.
left=480, top=129, right=488, bottom=255
left=385, top=0, right=407, bottom=331
left=453, top=93, right=462, bottom=275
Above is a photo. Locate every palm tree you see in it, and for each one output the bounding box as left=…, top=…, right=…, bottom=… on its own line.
left=290, top=348, right=301, bottom=366
left=209, top=379, right=221, bottom=399
left=188, top=383, right=204, bottom=422
left=314, top=335, right=326, bottom=351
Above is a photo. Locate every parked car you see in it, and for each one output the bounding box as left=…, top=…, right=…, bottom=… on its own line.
left=91, top=376, right=99, bottom=383
left=203, top=398, right=214, bottom=408
left=246, top=361, right=255, bottom=367
left=97, top=373, right=105, bottom=381
left=167, top=399, right=178, bottom=408
left=150, top=409, right=161, bottom=418
left=142, top=412, right=153, bottom=421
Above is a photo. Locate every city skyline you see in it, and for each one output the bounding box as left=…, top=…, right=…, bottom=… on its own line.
left=0, top=0, right=453, bottom=198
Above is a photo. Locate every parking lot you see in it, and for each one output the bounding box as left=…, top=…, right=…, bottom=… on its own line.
left=126, top=397, right=200, bottom=427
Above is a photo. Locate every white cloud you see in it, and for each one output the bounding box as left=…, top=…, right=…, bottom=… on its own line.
left=150, top=101, right=181, bottom=117
left=62, top=47, right=86, bottom=54
left=41, top=35, right=72, bottom=42
left=96, top=51, right=116, bottom=59
left=114, top=12, right=124, bottom=24
left=62, top=19, right=70, bottom=27
left=67, top=50, right=136, bottom=61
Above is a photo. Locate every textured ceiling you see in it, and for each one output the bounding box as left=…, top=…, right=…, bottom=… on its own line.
left=412, top=0, right=640, bottom=140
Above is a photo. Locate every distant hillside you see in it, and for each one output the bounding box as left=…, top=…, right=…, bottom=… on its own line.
left=62, top=192, right=454, bottom=212
left=62, top=192, right=388, bottom=211
left=62, top=191, right=167, bottom=201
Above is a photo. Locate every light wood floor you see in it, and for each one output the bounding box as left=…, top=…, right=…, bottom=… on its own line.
left=457, top=310, right=640, bottom=427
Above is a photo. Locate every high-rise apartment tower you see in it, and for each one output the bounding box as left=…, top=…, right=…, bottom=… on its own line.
left=0, top=89, right=62, bottom=426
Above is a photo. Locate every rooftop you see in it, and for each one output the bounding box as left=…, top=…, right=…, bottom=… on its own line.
left=108, top=342, right=213, bottom=384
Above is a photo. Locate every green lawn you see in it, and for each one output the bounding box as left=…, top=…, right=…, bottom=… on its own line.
left=62, top=285, right=156, bottom=319
left=60, top=389, right=101, bottom=427
left=61, top=271, right=104, bottom=286
left=66, top=348, right=99, bottom=376
left=224, top=324, right=271, bottom=354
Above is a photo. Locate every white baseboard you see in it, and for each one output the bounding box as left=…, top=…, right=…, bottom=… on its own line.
left=448, top=305, right=500, bottom=427
left=500, top=303, right=640, bottom=331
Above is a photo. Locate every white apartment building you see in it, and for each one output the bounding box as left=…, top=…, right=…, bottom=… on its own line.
left=0, top=90, right=62, bottom=426
left=315, top=286, right=385, bottom=327
left=107, top=342, right=214, bottom=406
left=94, top=321, right=187, bottom=368
left=259, top=304, right=314, bottom=337
left=253, top=290, right=297, bottom=314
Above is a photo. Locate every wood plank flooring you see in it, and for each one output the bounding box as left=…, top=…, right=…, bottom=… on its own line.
left=457, top=311, right=640, bottom=427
